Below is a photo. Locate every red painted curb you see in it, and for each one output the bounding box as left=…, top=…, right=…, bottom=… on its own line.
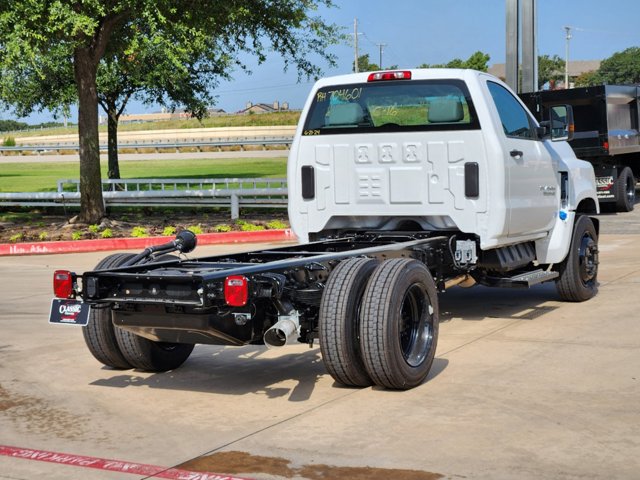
left=0, top=229, right=297, bottom=256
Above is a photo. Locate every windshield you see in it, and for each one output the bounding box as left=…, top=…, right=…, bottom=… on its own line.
left=302, top=79, right=479, bottom=136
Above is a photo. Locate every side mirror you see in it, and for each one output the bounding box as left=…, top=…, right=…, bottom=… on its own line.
left=548, top=105, right=574, bottom=142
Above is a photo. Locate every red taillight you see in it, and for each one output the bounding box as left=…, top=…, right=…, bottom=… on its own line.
left=368, top=70, right=412, bottom=82
left=224, top=275, right=249, bottom=307
left=603, top=141, right=609, bottom=151
left=53, top=270, right=75, bottom=299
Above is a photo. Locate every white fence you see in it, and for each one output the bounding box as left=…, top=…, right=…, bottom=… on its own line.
left=0, top=178, right=289, bottom=219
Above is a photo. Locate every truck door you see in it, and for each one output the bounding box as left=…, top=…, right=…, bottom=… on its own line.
left=486, top=81, right=558, bottom=237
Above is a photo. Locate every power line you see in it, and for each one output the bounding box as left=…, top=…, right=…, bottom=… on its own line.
left=572, top=26, right=636, bottom=37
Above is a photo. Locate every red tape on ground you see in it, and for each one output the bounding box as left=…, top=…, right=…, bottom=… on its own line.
left=0, top=229, right=296, bottom=256
left=0, top=445, right=251, bottom=480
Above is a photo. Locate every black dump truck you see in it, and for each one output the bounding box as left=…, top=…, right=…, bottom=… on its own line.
left=522, top=84, right=640, bottom=212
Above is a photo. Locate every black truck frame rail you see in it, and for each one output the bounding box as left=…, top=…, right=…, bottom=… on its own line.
left=77, top=229, right=560, bottom=350
left=79, top=232, right=453, bottom=347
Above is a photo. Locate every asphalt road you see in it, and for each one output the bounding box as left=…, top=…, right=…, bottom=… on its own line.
left=1, top=212, right=639, bottom=480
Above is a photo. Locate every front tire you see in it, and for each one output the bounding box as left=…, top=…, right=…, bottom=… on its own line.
left=319, top=257, right=378, bottom=387
left=360, top=259, right=439, bottom=390
left=556, top=215, right=599, bottom=302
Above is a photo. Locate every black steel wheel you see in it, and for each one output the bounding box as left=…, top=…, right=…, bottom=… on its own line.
left=615, top=166, right=635, bottom=212
left=319, top=257, right=378, bottom=387
left=360, top=259, right=439, bottom=390
left=556, top=215, right=599, bottom=302
left=82, top=253, right=136, bottom=369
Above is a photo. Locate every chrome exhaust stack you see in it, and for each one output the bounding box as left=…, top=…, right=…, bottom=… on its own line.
left=263, top=311, right=300, bottom=349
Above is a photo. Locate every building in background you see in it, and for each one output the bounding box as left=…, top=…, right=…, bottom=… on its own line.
left=239, top=101, right=290, bottom=114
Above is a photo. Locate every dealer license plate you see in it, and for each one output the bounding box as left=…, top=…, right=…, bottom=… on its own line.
left=49, top=299, right=90, bottom=326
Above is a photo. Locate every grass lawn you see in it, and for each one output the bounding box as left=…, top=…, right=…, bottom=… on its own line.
left=0, top=157, right=287, bottom=192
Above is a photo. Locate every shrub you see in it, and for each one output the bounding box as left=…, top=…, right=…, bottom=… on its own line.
left=162, top=226, right=176, bottom=237
left=266, top=220, right=288, bottom=230
left=38, top=232, right=48, bottom=241
left=101, top=228, right=113, bottom=239
left=2, top=136, right=16, bottom=147
left=131, top=226, right=148, bottom=238
left=187, top=225, right=203, bottom=235
left=9, top=233, right=23, bottom=243
left=71, top=231, right=82, bottom=241
left=213, top=224, right=232, bottom=233
left=88, top=224, right=100, bottom=234
left=240, top=222, right=265, bottom=232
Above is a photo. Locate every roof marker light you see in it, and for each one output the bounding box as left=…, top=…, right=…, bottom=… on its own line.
left=367, top=71, right=412, bottom=82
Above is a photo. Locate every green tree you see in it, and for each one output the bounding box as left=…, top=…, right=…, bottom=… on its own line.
left=418, top=51, right=490, bottom=71
left=462, top=51, right=490, bottom=71
left=0, top=1, right=339, bottom=223
left=96, top=20, right=231, bottom=180
left=538, top=54, right=565, bottom=88
left=354, top=54, right=380, bottom=72
left=353, top=54, right=398, bottom=73
left=597, top=47, right=640, bottom=84
left=574, top=70, right=600, bottom=88
left=0, top=120, right=28, bottom=132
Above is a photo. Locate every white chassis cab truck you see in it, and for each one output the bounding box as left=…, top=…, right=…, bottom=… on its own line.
left=50, top=69, right=599, bottom=390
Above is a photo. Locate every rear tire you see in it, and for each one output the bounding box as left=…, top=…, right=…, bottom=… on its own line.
left=615, top=166, right=635, bottom=212
left=114, top=331, right=194, bottom=372
left=360, top=259, right=439, bottom=390
left=556, top=215, right=599, bottom=302
left=82, top=253, right=136, bottom=369
left=319, top=257, right=378, bottom=387
left=113, top=253, right=194, bottom=372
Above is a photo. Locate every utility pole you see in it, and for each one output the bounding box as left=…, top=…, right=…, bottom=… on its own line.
left=564, top=26, right=572, bottom=88
left=354, top=18, right=360, bottom=73
left=376, top=43, right=387, bottom=69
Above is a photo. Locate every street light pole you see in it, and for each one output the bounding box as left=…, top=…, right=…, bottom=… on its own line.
left=354, top=18, right=360, bottom=73
left=564, top=26, right=572, bottom=88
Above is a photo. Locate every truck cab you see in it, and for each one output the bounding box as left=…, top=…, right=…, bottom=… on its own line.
left=288, top=69, right=598, bottom=263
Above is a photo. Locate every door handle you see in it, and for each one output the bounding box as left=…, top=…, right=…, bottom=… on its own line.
left=510, top=150, right=523, bottom=158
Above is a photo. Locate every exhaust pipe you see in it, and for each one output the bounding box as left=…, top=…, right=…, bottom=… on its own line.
left=264, top=313, right=300, bottom=349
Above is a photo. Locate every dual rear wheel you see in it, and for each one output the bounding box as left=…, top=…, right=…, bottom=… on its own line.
left=82, top=253, right=194, bottom=372
left=319, top=258, right=439, bottom=390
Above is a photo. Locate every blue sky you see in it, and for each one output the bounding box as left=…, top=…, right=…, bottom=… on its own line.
left=17, top=0, right=640, bottom=123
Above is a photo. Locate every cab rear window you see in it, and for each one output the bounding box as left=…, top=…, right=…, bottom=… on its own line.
left=302, top=79, right=480, bottom=135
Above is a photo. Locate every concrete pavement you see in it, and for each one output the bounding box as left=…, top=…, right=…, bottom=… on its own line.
left=0, top=230, right=639, bottom=479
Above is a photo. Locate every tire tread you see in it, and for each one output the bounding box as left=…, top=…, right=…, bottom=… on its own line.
left=319, top=257, right=376, bottom=387
left=82, top=253, right=136, bottom=369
